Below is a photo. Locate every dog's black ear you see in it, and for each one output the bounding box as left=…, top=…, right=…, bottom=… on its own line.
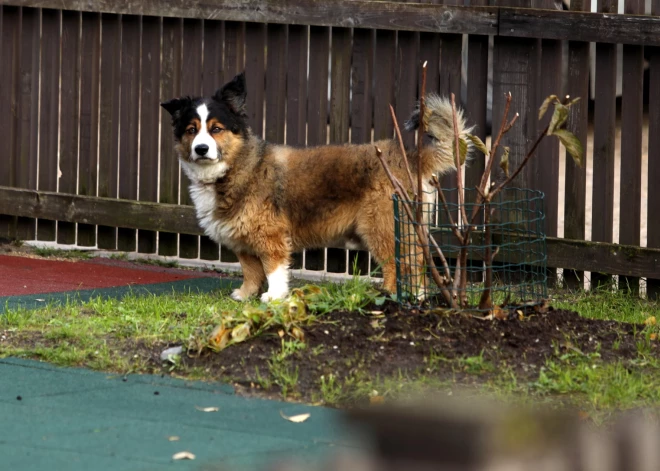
left=214, top=72, right=247, bottom=116
left=161, top=98, right=187, bottom=117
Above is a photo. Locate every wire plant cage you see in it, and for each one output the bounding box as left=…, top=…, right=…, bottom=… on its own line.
left=393, top=188, right=548, bottom=310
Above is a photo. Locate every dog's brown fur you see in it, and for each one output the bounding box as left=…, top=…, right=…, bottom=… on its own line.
left=162, top=73, right=472, bottom=302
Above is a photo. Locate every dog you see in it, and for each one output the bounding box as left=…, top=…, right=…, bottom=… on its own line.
left=161, top=72, right=472, bottom=302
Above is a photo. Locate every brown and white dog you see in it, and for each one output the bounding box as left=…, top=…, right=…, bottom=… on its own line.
left=162, top=72, right=472, bottom=302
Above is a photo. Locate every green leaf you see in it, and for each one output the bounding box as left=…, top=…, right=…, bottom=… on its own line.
left=547, top=103, right=569, bottom=135
left=566, top=97, right=581, bottom=108
left=553, top=129, right=584, bottom=168
left=453, top=137, right=469, bottom=165
left=499, top=146, right=510, bottom=177
left=538, top=94, right=558, bottom=121
left=466, top=133, right=489, bottom=156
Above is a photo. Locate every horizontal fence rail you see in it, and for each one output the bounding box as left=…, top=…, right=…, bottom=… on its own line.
left=0, top=0, right=658, bottom=295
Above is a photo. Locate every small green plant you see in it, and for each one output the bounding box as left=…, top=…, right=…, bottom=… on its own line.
left=33, top=247, right=92, bottom=260
left=318, top=373, right=343, bottom=405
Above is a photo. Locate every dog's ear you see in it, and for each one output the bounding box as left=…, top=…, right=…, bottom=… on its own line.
left=214, top=72, right=247, bottom=116
left=161, top=98, right=188, bottom=118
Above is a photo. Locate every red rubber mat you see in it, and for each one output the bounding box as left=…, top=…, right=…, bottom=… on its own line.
left=0, top=255, right=202, bottom=296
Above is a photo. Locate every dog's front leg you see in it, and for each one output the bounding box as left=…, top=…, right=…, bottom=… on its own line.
left=259, top=253, right=291, bottom=303
left=231, top=252, right=266, bottom=301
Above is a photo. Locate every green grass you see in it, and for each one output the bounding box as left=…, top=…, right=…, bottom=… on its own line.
left=32, top=247, right=93, bottom=260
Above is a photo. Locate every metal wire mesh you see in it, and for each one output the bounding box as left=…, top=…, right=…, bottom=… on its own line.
left=393, top=188, right=548, bottom=310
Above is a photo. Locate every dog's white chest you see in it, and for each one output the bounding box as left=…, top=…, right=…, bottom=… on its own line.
left=188, top=184, right=234, bottom=244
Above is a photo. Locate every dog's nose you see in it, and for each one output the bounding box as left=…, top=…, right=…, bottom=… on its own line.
left=195, top=144, right=209, bottom=156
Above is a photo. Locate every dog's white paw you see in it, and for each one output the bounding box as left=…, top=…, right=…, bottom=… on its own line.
left=231, top=289, right=247, bottom=301
left=260, top=290, right=288, bottom=303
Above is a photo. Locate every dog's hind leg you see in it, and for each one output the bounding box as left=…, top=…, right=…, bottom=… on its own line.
left=356, top=206, right=397, bottom=294
left=231, top=252, right=266, bottom=301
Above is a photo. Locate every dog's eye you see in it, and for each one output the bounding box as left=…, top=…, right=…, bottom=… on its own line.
left=187, top=127, right=197, bottom=135
left=211, top=127, right=223, bottom=134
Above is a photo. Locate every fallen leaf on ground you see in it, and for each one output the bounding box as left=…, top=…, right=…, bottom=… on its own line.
left=644, top=316, right=657, bottom=326
left=651, top=333, right=658, bottom=341
left=280, top=411, right=310, bottom=423
left=369, top=395, right=385, bottom=405
left=195, top=406, right=219, bottom=412
left=168, top=436, right=180, bottom=442
left=172, top=451, right=195, bottom=460
left=209, top=325, right=231, bottom=350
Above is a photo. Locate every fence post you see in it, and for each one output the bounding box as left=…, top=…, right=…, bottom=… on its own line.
left=648, top=0, right=660, bottom=301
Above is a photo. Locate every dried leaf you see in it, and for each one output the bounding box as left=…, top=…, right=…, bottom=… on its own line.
left=168, top=436, right=180, bottom=442
left=552, top=129, right=584, bottom=168
left=547, top=103, right=568, bottom=135
left=209, top=325, right=231, bottom=350
left=278, top=329, right=285, bottom=338
left=566, top=97, right=581, bottom=108
left=651, top=333, right=658, bottom=341
left=538, top=94, right=558, bottom=121
left=195, top=406, right=219, bottom=412
left=291, top=327, right=305, bottom=342
left=370, top=395, right=385, bottom=405
left=231, top=322, right=251, bottom=343
left=280, top=411, right=311, bottom=423
left=644, top=316, right=657, bottom=326
left=466, top=133, right=489, bottom=157
left=172, top=451, right=196, bottom=460
left=499, top=147, right=510, bottom=177
left=491, top=305, right=507, bottom=320
left=459, top=138, right=469, bottom=165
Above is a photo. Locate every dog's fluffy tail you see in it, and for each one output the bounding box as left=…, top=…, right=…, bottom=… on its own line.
left=404, top=93, right=474, bottom=174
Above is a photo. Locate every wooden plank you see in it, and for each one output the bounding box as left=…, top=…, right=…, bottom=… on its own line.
left=591, top=0, right=618, bottom=289
left=463, top=0, right=488, bottom=225
left=37, top=8, right=61, bottom=241
left=373, top=29, right=396, bottom=141
left=76, top=12, right=101, bottom=247
left=199, top=18, right=224, bottom=261
left=395, top=29, right=418, bottom=149
left=562, top=0, right=589, bottom=289
left=158, top=17, right=182, bottom=256
left=648, top=0, right=660, bottom=300
left=117, top=14, right=141, bottom=252
left=0, top=6, right=20, bottom=239
left=57, top=10, right=82, bottom=245
left=137, top=15, right=161, bottom=254
left=265, top=23, right=287, bottom=144
left=351, top=28, right=374, bottom=146
left=618, top=0, right=645, bottom=294
left=285, top=24, right=308, bottom=271
left=499, top=6, right=660, bottom=46
left=1, top=0, right=498, bottom=35
left=245, top=22, right=266, bottom=138
left=97, top=13, right=121, bottom=250
left=3, top=186, right=659, bottom=279
left=304, top=25, right=330, bottom=270
left=15, top=7, right=40, bottom=240
left=222, top=21, right=245, bottom=82
left=329, top=27, right=351, bottom=145
left=178, top=18, right=203, bottom=259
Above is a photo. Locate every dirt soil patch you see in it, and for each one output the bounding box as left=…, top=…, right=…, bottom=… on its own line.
left=143, top=300, right=655, bottom=404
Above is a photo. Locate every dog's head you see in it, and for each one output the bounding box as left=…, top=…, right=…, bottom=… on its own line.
left=161, top=72, right=249, bottom=169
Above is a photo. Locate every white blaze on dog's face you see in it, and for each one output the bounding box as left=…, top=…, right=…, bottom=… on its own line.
left=189, top=103, right=220, bottom=162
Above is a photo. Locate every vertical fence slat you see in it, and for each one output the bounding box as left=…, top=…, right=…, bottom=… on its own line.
left=373, top=30, right=396, bottom=141
left=57, top=10, right=82, bottom=245
left=77, top=12, right=101, bottom=247
left=158, top=17, right=182, bottom=256
left=563, top=0, right=590, bottom=289
left=97, top=13, right=121, bottom=250
left=532, top=0, right=562, bottom=287
left=395, top=30, right=418, bottom=149
left=117, top=14, right=141, bottom=252
left=618, top=0, right=644, bottom=293
left=137, top=15, right=161, bottom=254
left=286, top=24, right=308, bottom=271
left=37, top=9, right=61, bottom=241
left=218, top=20, right=244, bottom=264
left=304, top=25, right=330, bottom=271
left=265, top=23, right=287, bottom=145
left=178, top=18, right=202, bottom=259
left=0, top=7, right=21, bottom=239
left=198, top=18, right=224, bottom=261
left=591, top=0, right=619, bottom=289
left=648, top=0, right=660, bottom=300
left=245, top=22, right=265, bottom=138
left=349, top=27, right=374, bottom=276
left=15, top=7, right=40, bottom=240
left=328, top=26, right=352, bottom=274
left=463, top=0, right=488, bottom=224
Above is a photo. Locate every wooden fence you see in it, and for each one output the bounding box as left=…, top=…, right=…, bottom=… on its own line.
left=0, top=0, right=658, bottom=297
